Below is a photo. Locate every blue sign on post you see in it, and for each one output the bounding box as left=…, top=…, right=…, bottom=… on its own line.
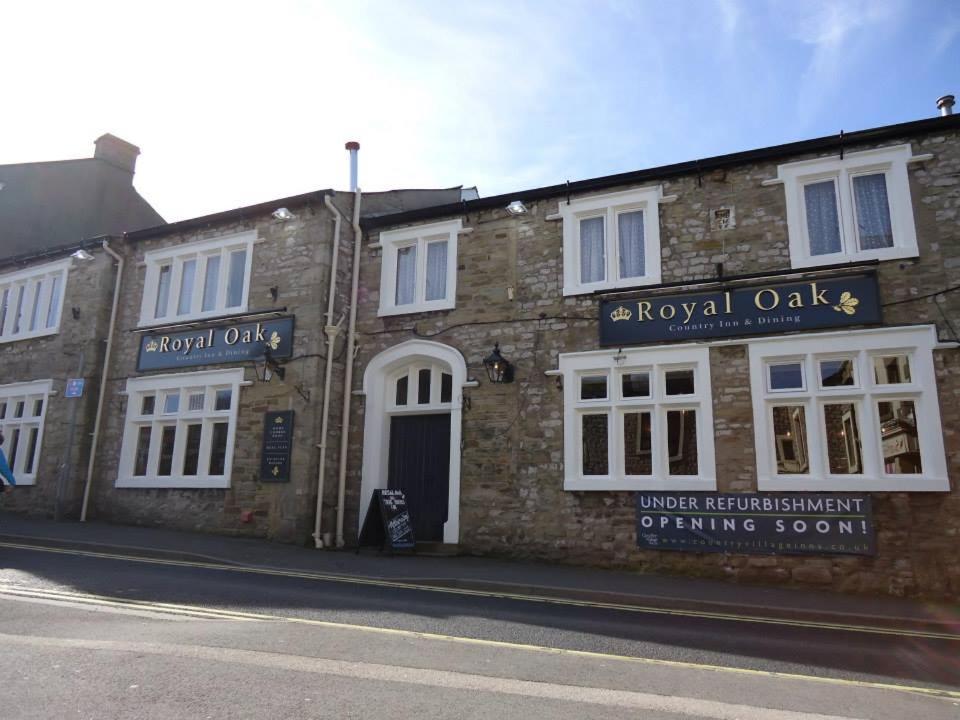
left=64, top=378, right=85, bottom=398
left=600, top=272, right=882, bottom=346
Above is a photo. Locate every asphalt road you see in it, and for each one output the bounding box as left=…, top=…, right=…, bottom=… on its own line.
left=1, top=543, right=958, bottom=719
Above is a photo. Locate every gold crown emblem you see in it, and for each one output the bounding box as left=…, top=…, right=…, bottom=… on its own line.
left=610, top=305, right=632, bottom=322
left=145, top=339, right=159, bottom=352
left=274, top=416, right=284, bottom=424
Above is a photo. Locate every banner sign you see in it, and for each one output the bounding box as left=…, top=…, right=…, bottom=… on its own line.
left=636, top=491, right=875, bottom=556
left=137, top=316, right=294, bottom=371
left=260, top=410, right=294, bottom=482
left=600, top=273, right=881, bottom=346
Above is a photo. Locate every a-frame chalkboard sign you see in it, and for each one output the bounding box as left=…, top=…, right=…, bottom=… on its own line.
left=357, top=489, right=416, bottom=552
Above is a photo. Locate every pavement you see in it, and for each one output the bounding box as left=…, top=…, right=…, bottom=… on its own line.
left=1, top=510, right=957, bottom=633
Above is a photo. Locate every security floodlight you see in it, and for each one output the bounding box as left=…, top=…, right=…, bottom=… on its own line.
left=272, top=207, right=296, bottom=221
left=71, top=249, right=94, bottom=261
left=505, top=200, right=528, bottom=215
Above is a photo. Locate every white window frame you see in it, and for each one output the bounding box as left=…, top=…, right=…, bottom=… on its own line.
left=560, top=186, right=667, bottom=296
left=775, top=144, right=919, bottom=268
left=749, top=326, right=948, bottom=491
left=138, top=231, right=255, bottom=328
left=388, top=363, right=455, bottom=412
left=0, top=258, right=70, bottom=344
left=377, top=219, right=461, bottom=317
left=116, top=368, right=244, bottom=489
left=0, top=379, right=54, bottom=486
left=559, top=345, right=716, bottom=491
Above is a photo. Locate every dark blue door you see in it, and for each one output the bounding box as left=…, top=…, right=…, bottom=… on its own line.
left=388, top=414, right=450, bottom=542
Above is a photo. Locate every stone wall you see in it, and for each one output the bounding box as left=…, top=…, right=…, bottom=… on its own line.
left=91, top=192, right=357, bottom=543
left=347, top=127, right=960, bottom=599
left=0, top=249, right=117, bottom=518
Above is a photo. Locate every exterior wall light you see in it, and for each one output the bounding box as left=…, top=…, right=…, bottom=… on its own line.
left=255, top=347, right=286, bottom=382
left=272, top=207, right=296, bottom=221
left=483, top=343, right=514, bottom=384
left=505, top=200, right=528, bottom=215
left=71, top=248, right=94, bottom=261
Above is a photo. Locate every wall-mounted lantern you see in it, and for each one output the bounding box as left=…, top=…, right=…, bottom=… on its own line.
left=255, top=347, right=286, bottom=382
left=483, top=343, right=514, bottom=384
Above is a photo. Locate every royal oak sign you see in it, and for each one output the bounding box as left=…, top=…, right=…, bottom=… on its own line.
left=600, top=272, right=881, bottom=346
left=137, top=316, right=295, bottom=372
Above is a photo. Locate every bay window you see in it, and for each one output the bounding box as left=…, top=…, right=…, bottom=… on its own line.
left=139, top=232, right=254, bottom=326
left=749, top=326, right=948, bottom=491
left=117, top=369, right=243, bottom=488
left=0, top=380, right=53, bottom=486
left=378, top=219, right=461, bottom=316
left=560, top=186, right=669, bottom=296
left=774, top=144, right=920, bottom=268
left=559, top=345, right=715, bottom=490
left=0, top=259, right=69, bottom=343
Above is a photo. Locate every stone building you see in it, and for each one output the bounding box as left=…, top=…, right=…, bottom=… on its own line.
left=349, top=111, right=960, bottom=599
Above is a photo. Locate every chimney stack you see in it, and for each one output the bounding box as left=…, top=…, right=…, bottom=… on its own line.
left=94, top=133, right=141, bottom=174
left=936, top=94, right=955, bottom=117
left=345, top=141, right=360, bottom=191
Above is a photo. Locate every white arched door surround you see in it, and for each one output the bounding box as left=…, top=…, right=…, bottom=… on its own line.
left=358, top=339, right=469, bottom=544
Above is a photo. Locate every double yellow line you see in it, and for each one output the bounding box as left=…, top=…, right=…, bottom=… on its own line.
left=2, top=540, right=958, bottom=643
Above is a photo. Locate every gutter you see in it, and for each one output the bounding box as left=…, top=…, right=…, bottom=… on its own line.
left=335, top=188, right=363, bottom=548
left=313, top=195, right=346, bottom=549
left=80, top=240, right=124, bottom=522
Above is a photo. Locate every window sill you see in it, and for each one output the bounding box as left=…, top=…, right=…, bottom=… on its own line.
left=790, top=248, right=919, bottom=270
left=378, top=299, right=455, bottom=318
left=758, top=475, right=949, bottom=492
left=0, top=327, right=60, bottom=344
left=115, top=477, right=231, bottom=489
left=136, top=307, right=250, bottom=330
left=563, top=276, right=661, bottom=297
left=564, top=476, right=716, bottom=492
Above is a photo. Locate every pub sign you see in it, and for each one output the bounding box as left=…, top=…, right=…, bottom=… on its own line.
left=600, top=273, right=881, bottom=346
left=137, top=316, right=295, bottom=372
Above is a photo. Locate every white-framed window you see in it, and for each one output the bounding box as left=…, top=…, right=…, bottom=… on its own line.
left=749, top=325, right=948, bottom=491
left=775, top=144, right=919, bottom=268
left=377, top=219, right=461, bottom=317
left=558, top=345, right=716, bottom=491
left=138, top=232, right=255, bottom=327
left=389, top=362, right=454, bottom=411
left=0, top=379, right=53, bottom=486
left=560, top=186, right=667, bottom=296
left=0, top=259, right=70, bottom=343
left=116, top=369, right=244, bottom=488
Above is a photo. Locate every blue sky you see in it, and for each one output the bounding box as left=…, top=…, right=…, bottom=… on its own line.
left=2, top=0, right=958, bottom=221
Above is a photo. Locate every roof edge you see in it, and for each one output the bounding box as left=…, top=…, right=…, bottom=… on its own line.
left=362, top=114, right=960, bottom=230
left=125, top=189, right=335, bottom=241
left=0, top=235, right=118, bottom=271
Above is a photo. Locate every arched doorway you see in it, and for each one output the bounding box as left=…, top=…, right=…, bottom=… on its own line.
left=359, top=340, right=468, bottom=544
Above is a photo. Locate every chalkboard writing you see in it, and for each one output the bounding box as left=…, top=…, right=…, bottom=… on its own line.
left=260, top=410, right=294, bottom=482
left=357, top=489, right=416, bottom=551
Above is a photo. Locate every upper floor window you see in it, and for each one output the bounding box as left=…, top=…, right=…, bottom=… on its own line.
left=139, top=232, right=255, bottom=327
left=560, top=186, right=667, bottom=296
left=558, top=345, right=715, bottom=491
left=378, top=219, right=461, bottom=317
left=0, top=259, right=69, bottom=344
left=775, top=144, right=919, bottom=268
left=0, top=379, right=53, bottom=486
left=749, top=326, right=947, bottom=492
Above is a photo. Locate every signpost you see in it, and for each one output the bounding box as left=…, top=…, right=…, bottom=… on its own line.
left=260, top=410, right=294, bottom=482
left=357, top=489, right=416, bottom=552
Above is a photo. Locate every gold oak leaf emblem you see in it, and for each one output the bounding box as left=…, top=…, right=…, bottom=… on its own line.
left=268, top=331, right=281, bottom=350
left=145, top=339, right=159, bottom=352
left=832, top=291, right=860, bottom=316
left=610, top=305, right=632, bottom=322
left=272, top=465, right=280, bottom=477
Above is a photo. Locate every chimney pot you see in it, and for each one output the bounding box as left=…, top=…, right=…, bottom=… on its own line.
left=94, top=133, right=141, bottom=174
left=936, top=94, right=955, bottom=117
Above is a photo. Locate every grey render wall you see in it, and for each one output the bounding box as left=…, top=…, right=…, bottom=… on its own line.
left=90, top=193, right=357, bottom=543
left=347, top=127, right=960, bottom=599
left=0, top=249, right=118, bottom=518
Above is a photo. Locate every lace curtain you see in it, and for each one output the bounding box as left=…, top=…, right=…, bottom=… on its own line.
left=395, top=245, right=416, bottom=305
left=579, top=217, right=605, bottom=283
left=803, top=181, right=842, bottom=256
left=853, top=174, right=893, bottom=249
left=618, top=211, right=645, bottom=279
left=425, top=241, right=447, bottom=301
